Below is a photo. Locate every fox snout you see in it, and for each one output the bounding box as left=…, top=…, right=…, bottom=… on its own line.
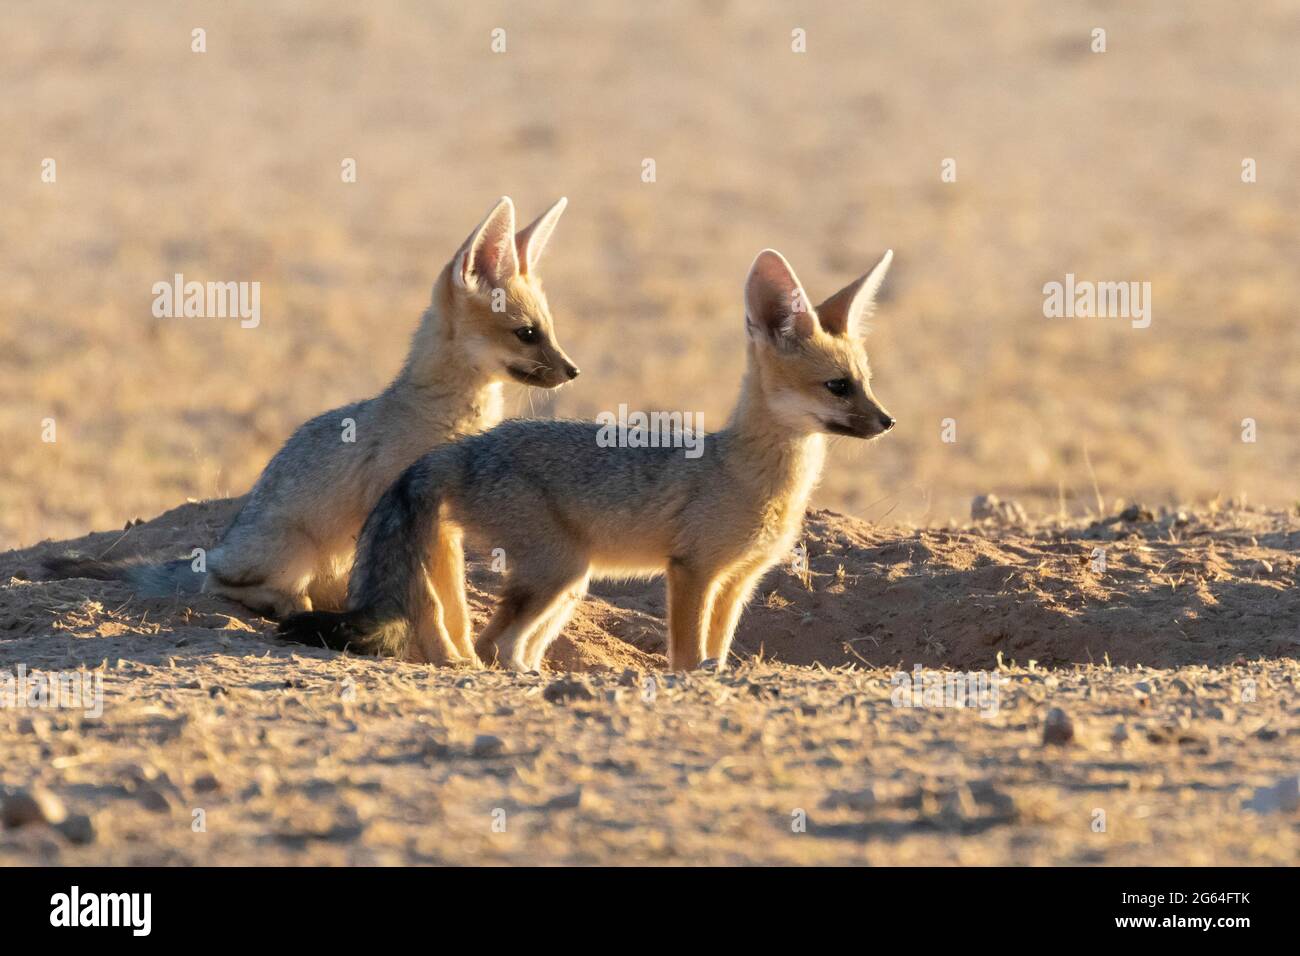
left=865, top=407, right=896, bottom=437
left=507, top=348, right=580, bottom=388
left=829, top=409, right=895, bottom=439
left=826, top=394, right=895, bottom=439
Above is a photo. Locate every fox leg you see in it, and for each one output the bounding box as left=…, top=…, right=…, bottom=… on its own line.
left=208, top=583, right=311, bottom=619
left=521, top=578, right=588, bottom=671
left=429, top=521, right=477, bottom=664
left=704, top=562, right=769, bottom=667
left=401, top=562, right=459, bottom=664
left=477, top=564, right=588, bottom=671
left=205, top=535, right=316, bottom=619
left=306, top=551, right=352, bottom=612
left=666, top=561, right=719, bottom=671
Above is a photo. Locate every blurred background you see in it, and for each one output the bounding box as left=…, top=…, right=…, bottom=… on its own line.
left=3, top=0, right=1297, bottom=548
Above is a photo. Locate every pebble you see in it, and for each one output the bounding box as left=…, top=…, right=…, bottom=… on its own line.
left=1243, top=776, right=1300, bottom=814
left=1119, top=504, right=1154, bottom=523
left=1, top=787, right=66, bottom=828
left=543, top=676, right=596, bottom=704
left=54, top=813, right=96, bottom=845
left=1042, top=707, right=1075, bottom=746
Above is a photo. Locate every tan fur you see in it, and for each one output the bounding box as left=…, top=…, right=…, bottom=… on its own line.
left=201, top=196, right=579, bottom=651
left=399, top=249, right=898, bottom=671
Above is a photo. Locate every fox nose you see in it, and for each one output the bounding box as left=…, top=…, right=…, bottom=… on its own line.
left=563, top=362, right=580, bottom=380
left=878, top=412, right=896, bottom=432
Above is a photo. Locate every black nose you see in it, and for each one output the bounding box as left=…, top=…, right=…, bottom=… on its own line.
left=564, top=363, right=580, bottom=380
left=878, top=413, right=896, bottom=432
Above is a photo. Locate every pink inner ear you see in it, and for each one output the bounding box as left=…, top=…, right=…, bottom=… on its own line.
left=472, top=221, right=518, bottom=285
left=816, top=280, right=863, bottom=337
left=746, top=249, right=832, bottom=343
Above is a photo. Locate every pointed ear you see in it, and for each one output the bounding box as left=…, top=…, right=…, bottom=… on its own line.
left=514, top=197, right=567, bottom=275
left=744, top=249, right=818, bottom=344
left=454, top=197, right=519, bottom=291
left=816, top=250, right=893, bottom=337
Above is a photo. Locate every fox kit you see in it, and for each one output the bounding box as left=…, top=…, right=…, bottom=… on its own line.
left=279, top=247, right=896, bottom=670
left=44, top=196, right=579, bottom=659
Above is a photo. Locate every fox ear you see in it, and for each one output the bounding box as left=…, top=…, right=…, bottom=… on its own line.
left=455, top=197, right=519, bottom=291
left=744, top=249, right=817, bottom=344
left=514, top=197, right=567, bottom=275
left=816, top=250, right=893, bottom=338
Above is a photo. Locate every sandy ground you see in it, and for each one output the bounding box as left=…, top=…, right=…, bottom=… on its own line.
left=2, top=503, right=1297, bottom=865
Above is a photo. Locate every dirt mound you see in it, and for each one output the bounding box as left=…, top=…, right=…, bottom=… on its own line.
left=3, top=499, right=1297, bottom=672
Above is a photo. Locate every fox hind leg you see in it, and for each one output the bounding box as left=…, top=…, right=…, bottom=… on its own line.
left=430, top=521, right=477, bottom=664
left=521, top=578, right=588, bottom=671
left=477, top=561, right=588, bottom=671
left=204, top=537, right=316, bottom=619
left=405, top=566, right=459, bottom=664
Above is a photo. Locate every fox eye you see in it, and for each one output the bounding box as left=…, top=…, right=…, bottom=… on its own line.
left=824, top=378, right=851, bottom=397
left=514, top=327, right=541, bottom=345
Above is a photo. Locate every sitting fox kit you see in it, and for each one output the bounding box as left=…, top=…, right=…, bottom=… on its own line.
left=280, top=248, right=896, bottom=670
left=44, top=196, right=579, bottom=634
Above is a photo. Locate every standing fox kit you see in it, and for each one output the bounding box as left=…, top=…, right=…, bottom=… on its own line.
left=280, top=248, right=896, bottom=670
left=45, top=196, right=579, bottom=633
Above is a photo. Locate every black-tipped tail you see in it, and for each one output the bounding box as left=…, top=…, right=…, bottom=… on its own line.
left=41, top=555, right=203, bottom=596
left=42, top=555, right=124, bottom=582
left=277, top=610, right=402, bottom=656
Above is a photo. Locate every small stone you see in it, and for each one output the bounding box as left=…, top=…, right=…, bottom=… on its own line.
left=1119, top=504, right=1154, bottom=523
left=54, top=813, right=95, bottom=845
left=138, top=788, right=174, bottom=813
left=821, top=787, right=878, bottom=812
left=543, top=676, right=596, bottom=704
left=2, top=788, right=67, bottom=828
left=541, top=788, right=583, bottom=810
left=1042, top=707, right=1074, bottom=746
left=939, top=785, right=980, bottom=824
left=1243, top=776, right=1300, bottom=814
left=471, top=734, right=504, bottom=758
left=1111, top=723, right=1129, bottom=744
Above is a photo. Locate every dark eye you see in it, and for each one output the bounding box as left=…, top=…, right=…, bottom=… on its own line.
left=514, top=327, right=540, bottom=345
left=824, top=378, right=851, bottom=397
